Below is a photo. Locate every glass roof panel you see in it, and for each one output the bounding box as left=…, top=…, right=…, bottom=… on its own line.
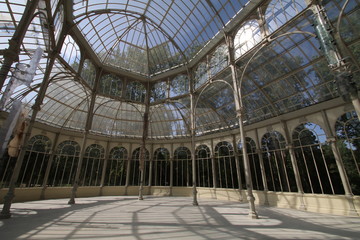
left=2, top=0, right=357, bottom=140
left=37, top=64, right=91, bottom=130
left=237, top=10, right=340, bottom=125
left=149, top=102, right=190, bottom=138
left=92, top=96, right=145, bottom=137
left=195, top=78, right=238, bottom=135
left=73, top=0, right=249, bottom=76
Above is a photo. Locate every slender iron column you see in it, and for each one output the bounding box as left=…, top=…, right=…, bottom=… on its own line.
left=68, top=66, right=101, bottom=204
left=0, top=50, right=57, bottom=218
left=99, top=140, right=111, bottom=195
left=40, top=132, right=60, bottom=199
left=190, top=91, right=198, bottom=206
left=232, top=134, right=244, bottom=201
left=139, top=90, right=150, bottom=200
left=321, top=110, right=358, bottom=216
left=254, top=129, right=269, bottom=206
left=169, top=143, right=174, bottom=196
left=210, top=139, right=217, bottom=189
left=226, top=35, right=258, bottom=218
left=148, top=143, right=154, bottom=194
left=124, top=143, right=132, bottom=195
left=280, top=120, right=306, bottom=210
left=68, top=132, right=88, bottom=204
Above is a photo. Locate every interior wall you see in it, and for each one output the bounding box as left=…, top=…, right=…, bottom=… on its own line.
left=1, top=186, right=359, bottom=217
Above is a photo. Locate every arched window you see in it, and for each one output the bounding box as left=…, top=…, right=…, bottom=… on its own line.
left=99, top=73, right=122, bottom=97
left=80, top=144, right=105, bottom=186
left=234, top=20, right=262, bottom=59
left=335, top=111, right=360, bottom=195
left=152, top=148, right=170, bottom=186
left=150, top=81, right=168, bottom=103
left=261, top=131, right=296, bottom=192
left=293, top=123, right=342, bottom=194
left=173, top=146, right=192, bottom=187
left=81, top=59, right=96, bottom=88
left=60, top=35, right=81, bottom=71
left=194, top=62, right=208, bottom=89
left=105, top=146, right=128, bottom=186
left=214, top=141, right=238, bottom=189
left=126, top=81, right=146, bottom=103
left=49, top=140, right=80, bottom=187
left=238, top=137, right=264, bottom=190
left=265, top=0, right=307, bottom=33
left=195, top=144, right=213, bottom=187
left=17, top=135, right=52, bottom=187
left=170, top=74, right=189, bottom=97
left=129, top=147, right=150, bottom=186
left=209, top=44, right=228, bottom=77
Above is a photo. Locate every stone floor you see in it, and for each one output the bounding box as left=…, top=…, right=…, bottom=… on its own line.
left=0, top=196, right=359, bottom=239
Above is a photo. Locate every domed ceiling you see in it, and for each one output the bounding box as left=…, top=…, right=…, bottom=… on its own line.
left=1, top=0, right=358, bottom=140
left=72, top=0, right=249, bottom=76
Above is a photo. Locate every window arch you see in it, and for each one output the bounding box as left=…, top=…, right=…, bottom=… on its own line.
left=80, top=144, right=105, bottom=186
left=261, top=131, right=296, bottom=192
left=105, top=146, right=128, bottom=186
left=129, top=147, right=150, bottom=186
left=49, top=140, right=80, bottom=187
left=265, top=0, right=307, bottom=33
left=335, top=111, right=360, bottom=195
left=152, top=148, right=170, bottom=186
left=195, top=144, right=213, bottom=187
left=173, top=146, right=192, bottom=187
left=81, top=59, right=96, bottom=88
left=209, top=44, right=228, bottom=77
left=234, top=19, right=262, bottom=59
left=214, top=141, right=238, bottom=189
left=99, top=73, right=123, bottom=97
left=60, top=35, right=81, bottom=71
left=126, top=81, right=146, bottom=103
left=238, top=137, right=264, bottom=190
left=194, top=62, right=208, bottom=89
left=17, top=135, right=52, bottom=187
left=293, top=123, right=342, bottom=194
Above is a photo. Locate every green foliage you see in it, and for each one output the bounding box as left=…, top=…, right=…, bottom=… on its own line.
left=336, top=111, right=360, bottom=195
left=148, top=42, right=184, bottom=74
left=126, top=81, right=146, bottom=103
left=107, top=45, right=147, bottom=75
left=150, top=81, right=167, bottom=103
left=169, top=75, right=189, bottom=97
left=99, top=73, right=122, bottom=97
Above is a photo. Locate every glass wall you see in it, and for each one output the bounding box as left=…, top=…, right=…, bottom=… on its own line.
left=195, top=144, right=213, bottom=188
left=104, top=146, right=128, bottom=186
left=173, top=147, right=192, bottom=187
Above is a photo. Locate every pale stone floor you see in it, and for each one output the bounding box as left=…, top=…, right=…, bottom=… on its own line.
left=0, top=196, right=359, bottom=240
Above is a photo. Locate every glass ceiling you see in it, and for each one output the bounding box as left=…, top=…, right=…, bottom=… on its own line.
left=73, top=0, right=249, bottom=76
left=0, top=0, right=359, bottom=140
